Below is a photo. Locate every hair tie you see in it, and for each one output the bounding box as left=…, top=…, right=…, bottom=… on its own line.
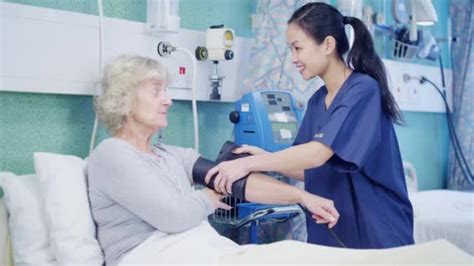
left=343, top=16, right=349, bottom=25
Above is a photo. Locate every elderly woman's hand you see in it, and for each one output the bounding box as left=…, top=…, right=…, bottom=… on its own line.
left=204, top=158, right=250, bottom=195
left=301, top=192, right=340, bottom=229
left=202, top=188, right=231, bottom=210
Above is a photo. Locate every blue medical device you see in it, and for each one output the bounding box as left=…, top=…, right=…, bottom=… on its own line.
left=230, top=90, right=303, bottom=152
left=214, top=90, right=304, bottom=244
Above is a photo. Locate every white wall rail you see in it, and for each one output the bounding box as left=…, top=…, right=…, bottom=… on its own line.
left=0, top=2, right=252, bottom=102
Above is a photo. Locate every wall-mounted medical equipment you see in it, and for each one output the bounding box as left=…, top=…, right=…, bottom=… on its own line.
left=392, top=0, right=438, bottom=42
left=147, top=0, right=180, bottom=33
left=396, top=0, right=438, bottom=42
left=230, top=91, right=303, bottom=152
left=374, top=0, right=438, bottom=61
left=195, top=25, right=235, bottom=100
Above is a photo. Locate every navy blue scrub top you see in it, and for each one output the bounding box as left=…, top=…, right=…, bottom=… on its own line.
left=294, top=72, right=414, bottom=249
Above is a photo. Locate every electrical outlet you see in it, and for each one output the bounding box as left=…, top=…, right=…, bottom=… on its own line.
left=406, top=86, right=420, bottom=106
left=392, top=85, right=409, bottom=111
left=169, top=65, right=192, bottom=89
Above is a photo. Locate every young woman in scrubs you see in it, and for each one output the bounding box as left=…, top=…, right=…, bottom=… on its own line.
left=205, top=2, right=414, bottom=249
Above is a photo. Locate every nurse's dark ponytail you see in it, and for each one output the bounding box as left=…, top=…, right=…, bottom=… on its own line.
left=289, top=3, right=403, bottom=124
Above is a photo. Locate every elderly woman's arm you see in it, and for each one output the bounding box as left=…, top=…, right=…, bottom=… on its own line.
left=88, top=144, right=216, bottom=234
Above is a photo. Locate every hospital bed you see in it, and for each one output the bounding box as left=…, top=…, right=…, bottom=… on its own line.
left=0, top=159, right=473, bottom=265
left=404, top=162, right=474, bottom=255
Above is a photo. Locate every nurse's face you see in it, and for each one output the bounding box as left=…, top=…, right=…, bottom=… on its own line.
left=286, top=23, right=328, bottom=81
left=130, top=77, right=172, bottom=132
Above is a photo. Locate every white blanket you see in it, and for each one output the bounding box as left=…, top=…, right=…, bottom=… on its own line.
left=119, top=221, right=241, bottom=265
left=119, top=220, right=472, bottom=265
left=220, top=239, right=473, bottom=265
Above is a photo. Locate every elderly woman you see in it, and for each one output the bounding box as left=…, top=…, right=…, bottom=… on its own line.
left=87, top=55, right=339, bottom=265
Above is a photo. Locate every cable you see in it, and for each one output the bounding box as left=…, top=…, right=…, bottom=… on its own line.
left=419, top=76, right=473, bottom=184
left=438, top=54, right=446, bottom=89
left=328, top=227, right=347, bottom=248
left=89, top=0, right=105, bottom=154
left=297, top=204, right=347, bottom=248
left=421, top=77, right=473, bottom=181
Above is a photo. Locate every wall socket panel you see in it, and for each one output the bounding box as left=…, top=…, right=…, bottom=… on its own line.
left=383, top=59, right=452, bottom=113
left=168, top=64, right=192, bottom=89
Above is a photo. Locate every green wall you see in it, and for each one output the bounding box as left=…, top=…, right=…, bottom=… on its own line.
left=180, top=0, right=256, bottom=38
left=395, top=112, right=449, bottom=189
left=1, top=0, right=450, bottom=190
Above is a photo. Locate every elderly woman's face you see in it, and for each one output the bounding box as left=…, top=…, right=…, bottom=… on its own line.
left=130, top=77, right=172, bottom=131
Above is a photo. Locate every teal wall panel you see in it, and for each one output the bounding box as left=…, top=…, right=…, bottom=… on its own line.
left=3, top=0, right=147, bottom=22
left=180, top=0, right=256, bottom=38
left=161, top=100, right=235, bottom=159
left=1, top=0, right=451, bottom=190
left=0, top=92, right=234, bottom=175
left=4, top=0, right=255, bottom=37
left=0, top=92, right=94, bottom=174
left=395, top=112, right=449, bottom=190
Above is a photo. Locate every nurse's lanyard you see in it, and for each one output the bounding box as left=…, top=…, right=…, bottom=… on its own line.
left=298, top=204, right=347, bottom=248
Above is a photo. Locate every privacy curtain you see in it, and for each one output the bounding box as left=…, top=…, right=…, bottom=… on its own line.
left=447, top=0, right=474, bottom=190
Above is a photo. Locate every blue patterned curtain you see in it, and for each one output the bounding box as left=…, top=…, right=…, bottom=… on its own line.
left=241, top=0, right=326, bottom=105
left=447, top=1, right=474, bottom=190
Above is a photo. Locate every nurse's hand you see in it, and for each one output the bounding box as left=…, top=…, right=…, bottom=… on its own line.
left=301, top=192, right=339, bottom=229
left=204, top=158, right=250, bottom=194
left=232, top=144, right=268, bottom=156
left=203, top=188, right=232, bottom=210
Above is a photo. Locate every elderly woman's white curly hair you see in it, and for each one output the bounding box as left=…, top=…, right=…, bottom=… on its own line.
left=94, top=55, right=169, bottom=135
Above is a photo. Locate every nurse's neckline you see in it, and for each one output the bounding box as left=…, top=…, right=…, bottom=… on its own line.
left=324, top=70, right=355, bottom=111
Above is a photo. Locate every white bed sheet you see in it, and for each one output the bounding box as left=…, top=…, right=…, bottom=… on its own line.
left=411, top=190, right=474, bottom=255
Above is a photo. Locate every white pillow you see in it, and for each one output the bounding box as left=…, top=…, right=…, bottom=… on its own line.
left=0, top=172, right=56, bottom=264
left=33, top=153, right=104, bottom=265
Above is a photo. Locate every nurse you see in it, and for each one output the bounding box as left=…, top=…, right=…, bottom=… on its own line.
left=205, top=2, right=414, bottom=249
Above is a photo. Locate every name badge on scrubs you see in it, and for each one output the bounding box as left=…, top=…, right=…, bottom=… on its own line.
left=314, top=133, right=324, bottom=139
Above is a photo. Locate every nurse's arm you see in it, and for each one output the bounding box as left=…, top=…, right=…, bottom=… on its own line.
left=232, top=144, right=305, bottom=181
left=244, top=172, right=339, bottom=228
left=245, top=141, right=333, bottom=173
left=205, top=141, right=333, bottom=194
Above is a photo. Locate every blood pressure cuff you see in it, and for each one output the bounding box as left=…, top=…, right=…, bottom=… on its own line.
left=192, top=141, right=251, bottom=200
